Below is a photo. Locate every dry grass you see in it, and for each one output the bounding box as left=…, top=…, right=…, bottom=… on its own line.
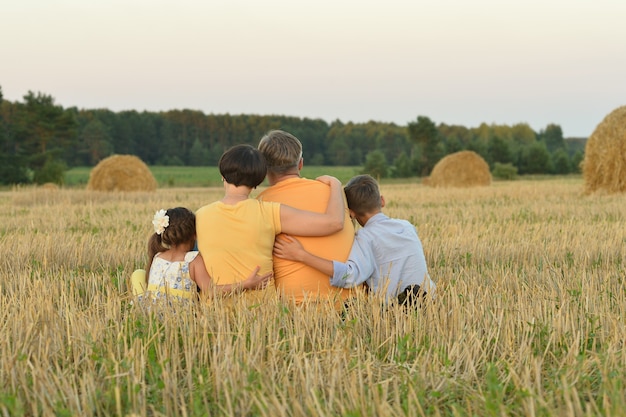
left=1, top=178, right=625, bottom=416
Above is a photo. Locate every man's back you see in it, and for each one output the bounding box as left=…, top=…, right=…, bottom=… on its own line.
left=257, top=177, right=355, bottom=304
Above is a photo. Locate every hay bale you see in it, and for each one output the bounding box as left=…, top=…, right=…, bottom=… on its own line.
left=39, top=182, right=59, bottom=190
left=426, top=151, right=491, bottom=188
left=582, top=105, right=626, bottom=194
left=87, top=155, right=157, bottom=192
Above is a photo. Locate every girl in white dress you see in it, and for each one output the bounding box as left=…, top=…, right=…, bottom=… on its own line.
left=135, top=207, right=271, bottom=305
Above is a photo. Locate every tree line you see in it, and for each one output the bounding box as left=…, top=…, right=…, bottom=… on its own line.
left=0, top=86, right=586, bottom=185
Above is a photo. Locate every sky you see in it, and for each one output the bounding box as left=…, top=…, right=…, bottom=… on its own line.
left=2, top=0, right=626, bottom=138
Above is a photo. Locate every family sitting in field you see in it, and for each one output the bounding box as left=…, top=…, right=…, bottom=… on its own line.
left=131, top=130, right=435, bottom=309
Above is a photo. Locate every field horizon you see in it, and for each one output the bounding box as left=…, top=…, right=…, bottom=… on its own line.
left=63, top=165, right=367, bottom=189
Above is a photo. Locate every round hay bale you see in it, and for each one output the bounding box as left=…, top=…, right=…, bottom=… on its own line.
left=39, top=182, right=59, bottom=190
left=427, top=150, right=492, bottom=188
left=87, top=155, right=157, bottom=192
left=582, top=105, right=626, bottom=194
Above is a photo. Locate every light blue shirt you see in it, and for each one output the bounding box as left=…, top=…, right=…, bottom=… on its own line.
left=331, top=212, right=435, bottom=302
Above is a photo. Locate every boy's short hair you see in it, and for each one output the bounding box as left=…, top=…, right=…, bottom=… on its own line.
left=344, top=174, right=382, bottom=216
left=219, top=144, right=267, bottom=188
left=258, top=130, right=303, bottom=174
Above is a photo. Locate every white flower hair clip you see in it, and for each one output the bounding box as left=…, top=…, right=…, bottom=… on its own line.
left=152, top=209, right=169, bottom=235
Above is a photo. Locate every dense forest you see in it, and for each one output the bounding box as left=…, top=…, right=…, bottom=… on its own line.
left=0, top=86, right=586, bottom=185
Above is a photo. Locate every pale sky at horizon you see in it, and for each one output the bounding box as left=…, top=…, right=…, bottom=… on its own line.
left=2, top=0, right=625, bottom=138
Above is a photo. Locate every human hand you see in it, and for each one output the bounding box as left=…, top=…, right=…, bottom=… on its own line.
left=242, top=266, right=273, bottom=290
left=315, top=175, right=340, bottom=187
left=273, top=235, right=306, bottom=262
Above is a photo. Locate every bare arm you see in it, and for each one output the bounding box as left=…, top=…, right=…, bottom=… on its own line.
left=279, top=175, right=345, bottom=236
left=190, top=255, right=213, bottom=292
left=273, top=235, right=335, bottom=276
left=190, top=255, right=272, bottom=294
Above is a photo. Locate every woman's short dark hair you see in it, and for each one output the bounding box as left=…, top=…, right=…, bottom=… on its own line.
left=219, top=144, right=267, bottom=188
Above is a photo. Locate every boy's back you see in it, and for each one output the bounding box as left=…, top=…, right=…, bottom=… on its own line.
left=330, top=212, right=434, bottom=302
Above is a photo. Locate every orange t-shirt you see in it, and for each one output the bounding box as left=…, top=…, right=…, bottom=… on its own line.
left=257, top=177, right=355, bottom=304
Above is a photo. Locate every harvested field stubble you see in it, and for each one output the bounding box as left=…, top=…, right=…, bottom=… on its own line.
left=1, top=178, right=625, bottom=416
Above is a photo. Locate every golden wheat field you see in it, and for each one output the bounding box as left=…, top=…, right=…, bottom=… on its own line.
left=1, top=177, right=625, bottom=416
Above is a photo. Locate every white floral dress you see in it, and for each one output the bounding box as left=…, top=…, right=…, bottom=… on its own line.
left=144, top=251, right=199, bottom=304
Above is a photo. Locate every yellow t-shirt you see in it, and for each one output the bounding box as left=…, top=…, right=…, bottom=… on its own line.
left=196, top=199, right=281, bottom=286
left=257, top=177, right=356, bottom=304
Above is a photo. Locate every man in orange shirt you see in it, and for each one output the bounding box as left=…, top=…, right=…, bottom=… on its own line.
left=257, top=130, right=356, bottom=306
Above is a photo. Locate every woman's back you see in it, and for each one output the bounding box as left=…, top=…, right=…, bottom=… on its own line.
left=196, top=199, right=281, bottom=285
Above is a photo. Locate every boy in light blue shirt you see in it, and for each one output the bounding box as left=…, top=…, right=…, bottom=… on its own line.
left=273, top=174, right=435, bottom=305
